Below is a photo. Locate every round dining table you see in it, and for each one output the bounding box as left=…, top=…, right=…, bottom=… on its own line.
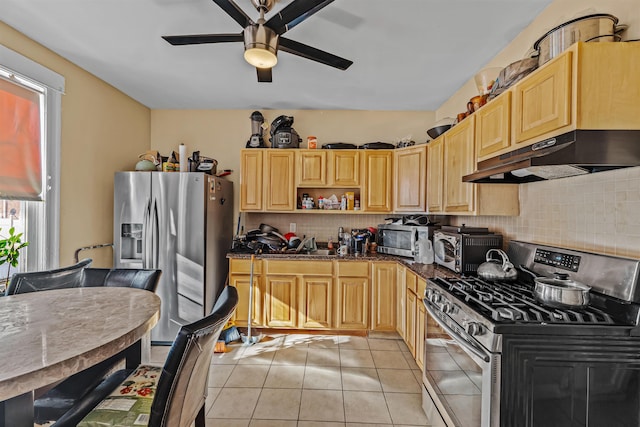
left=0, top=287, right=160, bottom=426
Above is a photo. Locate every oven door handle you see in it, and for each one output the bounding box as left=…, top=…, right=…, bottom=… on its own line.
left=424, top=299, right=491, bottom=363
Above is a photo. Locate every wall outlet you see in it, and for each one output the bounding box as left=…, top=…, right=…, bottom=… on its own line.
left=289, top=222, right=296, bottom=233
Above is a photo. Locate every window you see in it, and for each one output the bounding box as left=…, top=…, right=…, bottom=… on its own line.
left=0, top=44, right=64, bottom=278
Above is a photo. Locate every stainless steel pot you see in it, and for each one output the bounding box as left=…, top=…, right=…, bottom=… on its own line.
left=477, top=249, right=518, bottom=282
left=535, top=272, right=591, bottom=308
left=533, top=13, right=621, bottom=66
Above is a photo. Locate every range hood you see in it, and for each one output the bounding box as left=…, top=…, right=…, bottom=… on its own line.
left=463, top=130, right=640, bottom=184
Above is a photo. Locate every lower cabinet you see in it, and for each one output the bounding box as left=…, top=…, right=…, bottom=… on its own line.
left=415, top=278, right=427, bottom=370
left=299, top=276, right=333, bottom=329
left=406, top=289, right=417, bottom=356
left=371, top=262, right=397, bottom=331
left=335, top=261, right=369, bottom=330
left=229, top=259, right=263, bottom=327
left=264, top=260, right=333, bottom=329
left=396, top=265, right=406, bottom=340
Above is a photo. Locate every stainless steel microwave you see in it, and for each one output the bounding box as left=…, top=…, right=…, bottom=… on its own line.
left=376, top=224, right=440, bottom=258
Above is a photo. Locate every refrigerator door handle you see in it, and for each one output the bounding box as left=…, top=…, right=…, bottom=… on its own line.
left=142, top=198, right=151, bottom=269
left=152, top=199, right=160, bottom=268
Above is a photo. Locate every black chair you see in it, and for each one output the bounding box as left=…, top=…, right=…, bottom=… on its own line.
left=4, top=258, right=93, bottom=295
left=52, top=285, right=239, bottom=427
left=32, top=266, right=162, bottom=424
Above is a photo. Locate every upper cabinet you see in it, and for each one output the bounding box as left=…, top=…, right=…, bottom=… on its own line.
left=477, top=42, right=640, bottom=163
left=513, top=51, right=572, bottom=145
left=428, top=116, right=519, bottom=216
left=265, top=150, right=295, bottom=211
left=362, top=150, right=393, bottom=212
left=240, top=149, right=295, bottom=212
left=296, top=150, right=327, bottom=187
left=240, top=149, right=264, bottom=211
left=476, top=92, right=512, bottom=161
left=394, top=145, right=427, bottom=212
left=444, top=116, right=476, bottom=213
left=329, top=150, right=360, bottom=187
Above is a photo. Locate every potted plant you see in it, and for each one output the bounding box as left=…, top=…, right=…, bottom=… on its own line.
left=0, top=227, right=28, bottom=289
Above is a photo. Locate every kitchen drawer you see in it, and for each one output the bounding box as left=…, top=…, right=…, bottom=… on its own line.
left=229, top=258, right=263, bottom=274
left=335, top=261, right=369, bottom=277
left=265, top=260, right=332, bottom=275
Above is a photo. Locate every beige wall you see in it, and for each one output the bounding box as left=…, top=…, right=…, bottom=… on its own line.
left=150, top=109, right=435, bottom=218
left=440, top=0, right=640, bottom=258
left=1, top=22, right=151, bottom=267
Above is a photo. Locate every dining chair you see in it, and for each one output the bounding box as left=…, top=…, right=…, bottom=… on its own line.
left=32, top=267, right=163, bottom=424
left=4, top=258, right=93, bottom=295
left=52, top=285, right=239, bottom=427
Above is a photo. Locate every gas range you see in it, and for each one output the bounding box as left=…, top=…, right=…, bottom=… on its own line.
left=421, top=241, right=640, bottom=427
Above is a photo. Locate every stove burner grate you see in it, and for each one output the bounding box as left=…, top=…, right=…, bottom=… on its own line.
left=432, top=277, right=617, bottom=325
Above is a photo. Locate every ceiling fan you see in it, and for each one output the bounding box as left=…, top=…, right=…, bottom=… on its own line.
left=162, top=0, right=354, bottom=82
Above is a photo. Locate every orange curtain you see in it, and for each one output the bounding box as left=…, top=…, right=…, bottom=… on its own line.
left=0, top=76, right=42, bottom=201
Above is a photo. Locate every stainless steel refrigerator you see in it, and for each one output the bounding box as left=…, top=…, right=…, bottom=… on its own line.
left=113, top=172, right=233, bottom=343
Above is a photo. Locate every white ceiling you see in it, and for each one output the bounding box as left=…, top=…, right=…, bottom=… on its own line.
left=0, top=0, right=552, bottom=110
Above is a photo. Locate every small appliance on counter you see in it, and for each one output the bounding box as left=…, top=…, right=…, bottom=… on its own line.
left=377, top=222, right=441, bottom=258
left=246, top=111, right=266, bottom=148
left=270, top=115, right=302, bottom=148
left=433, top=225, right=502, bottom=275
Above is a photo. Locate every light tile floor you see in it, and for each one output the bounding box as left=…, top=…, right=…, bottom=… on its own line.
left=149, top=332, right=431, bottom=427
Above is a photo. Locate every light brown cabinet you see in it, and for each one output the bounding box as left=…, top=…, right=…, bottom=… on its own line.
left=427, top=117, right=519, bottom=216
left=426, top=136, right=444, bottom=213
left=371, top=262, right=396, bottom=331
left=265, top=150, right=295, bottom=211
left=415, top=278, right=427, bottom=370
left=394, top=145, right=427, bottom=212
left=444, top=116, right=476, bottom=213
left=299, top=275, right=333, bottom=329
left=362, top=151, right=393, bottom=212
left=476, top=92, right=511, bottom=161
left=406, top=289, right=417, bottom=357
left=395, top=265, right=406, bottom=340
left=229, top=259, right=263, bottom=326
left=329, top=150, right=360, bottom=187
left=240, top=150, right=264, bottom=211
left=296, top=150, right=327, bottom=186
left=263, top=260, right=333, bottom=329
left=240, top=149, right=295, bottom=212
left=514, top=51, right=572, bottom=145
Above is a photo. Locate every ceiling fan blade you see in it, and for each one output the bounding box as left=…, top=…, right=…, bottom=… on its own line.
left=162, top=33, right=244, bottom=45
left=279, top=37, right=352, bottom=70
left=266, top=0, right=335, bottom=35
left=257, top=67, right=273, bottom=83
left=211, top=0, right=254, bottom=28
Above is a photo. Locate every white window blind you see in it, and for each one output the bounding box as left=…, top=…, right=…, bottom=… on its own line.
left=0, top=74, right=44, bottom=200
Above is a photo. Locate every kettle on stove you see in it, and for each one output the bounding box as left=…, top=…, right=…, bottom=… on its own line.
left=270, top=115, right=302, bottom=148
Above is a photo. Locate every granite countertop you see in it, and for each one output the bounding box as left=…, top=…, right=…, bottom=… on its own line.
left=227, top=251, right=457, bottom=281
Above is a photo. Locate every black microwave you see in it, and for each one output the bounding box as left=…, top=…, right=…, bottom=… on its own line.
left=376, top=224, right=440, bottom=258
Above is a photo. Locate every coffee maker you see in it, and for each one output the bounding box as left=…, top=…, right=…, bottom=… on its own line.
left=246, top=111, right=266, bottom=148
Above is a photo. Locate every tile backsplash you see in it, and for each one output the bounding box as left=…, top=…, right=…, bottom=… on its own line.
left=451, top=167, right=640, bottom=258
left=242, top=166, right=640, bottom=259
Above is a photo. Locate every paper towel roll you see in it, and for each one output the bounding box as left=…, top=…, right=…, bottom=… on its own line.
left=179, top=143, right=187, bottom=172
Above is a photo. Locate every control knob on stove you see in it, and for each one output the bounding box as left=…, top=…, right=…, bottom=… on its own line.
left=441, top=302, right=456, bottom=314
left=465, top=322, right=485, bottom=336
left=429, top=292, right=442, bottom=304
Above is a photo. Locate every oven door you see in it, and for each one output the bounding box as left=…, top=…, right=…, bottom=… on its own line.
left=422, top=298, right=500, bottom=427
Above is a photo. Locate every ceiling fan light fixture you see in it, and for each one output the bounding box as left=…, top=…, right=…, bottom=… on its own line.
left=243, top=24, right=278, bottom=68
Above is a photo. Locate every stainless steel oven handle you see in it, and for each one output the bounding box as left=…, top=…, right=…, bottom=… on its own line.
left=424, top=299, right=490, bottom=363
